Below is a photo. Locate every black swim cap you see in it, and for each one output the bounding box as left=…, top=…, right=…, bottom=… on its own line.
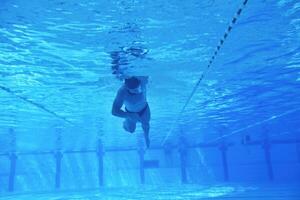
left=125, top=77, right=141, bottom=89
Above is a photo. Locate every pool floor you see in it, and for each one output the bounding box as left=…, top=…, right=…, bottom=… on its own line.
left=0, top=184, right=299, bottom=200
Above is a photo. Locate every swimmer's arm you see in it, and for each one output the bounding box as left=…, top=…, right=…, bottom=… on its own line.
left=111, top=88, right=129, bottom=118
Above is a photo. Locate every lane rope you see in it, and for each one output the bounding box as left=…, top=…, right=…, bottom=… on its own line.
left=0, top=85, right=73, bottom=125
left=207, top=108, right=300, bottom=143
left=162, top=0, right=249, bottom=145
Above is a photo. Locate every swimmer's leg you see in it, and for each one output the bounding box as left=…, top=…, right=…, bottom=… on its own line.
left=142, top=122, right=150, bottom=148
left=140, top=106, right=151, bottom=148
left=123, top=118, right=137, bottom=133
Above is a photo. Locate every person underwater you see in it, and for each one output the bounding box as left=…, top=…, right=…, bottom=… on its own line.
left=112, top=76, right=151, bottom=148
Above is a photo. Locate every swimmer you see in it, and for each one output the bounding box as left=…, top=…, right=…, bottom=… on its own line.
left=112, top=76, right=151, bottom=148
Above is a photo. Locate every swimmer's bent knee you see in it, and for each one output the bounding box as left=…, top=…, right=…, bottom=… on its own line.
left=123, top=120, right=136, bottom=133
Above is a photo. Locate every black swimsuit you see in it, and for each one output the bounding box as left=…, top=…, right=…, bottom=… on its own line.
left=125, top=103, right=149, bottom=116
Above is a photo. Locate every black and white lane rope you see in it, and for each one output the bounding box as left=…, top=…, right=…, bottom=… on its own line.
left=162, top=0, right=249, bottom=145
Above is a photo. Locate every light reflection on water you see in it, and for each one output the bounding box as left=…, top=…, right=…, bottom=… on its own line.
left=0, top=185, right=254, bottom=200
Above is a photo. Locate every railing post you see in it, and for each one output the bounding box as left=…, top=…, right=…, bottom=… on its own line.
left=178, top=139, right=187, bottom=184
left=138, top=147, right=145, bottom=184
left=55, top=127, right=62, bottom=189
left=55, top=151, right=63, bottom=189
left=163, top=144, right=173, bottom=168
left=8, top=128, right=16, bottom=192
left=97, top=139, right=104, bottom=186
left=219, top=143, right=229, bottom=181
left=8, top=153, right=17, bottom=192
left=262, top=138, right=274, bottom=181
left=297, top=142, right=300, bottom=163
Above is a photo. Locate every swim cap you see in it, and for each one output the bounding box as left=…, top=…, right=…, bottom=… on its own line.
left=125, top=77, right=141, bottom=89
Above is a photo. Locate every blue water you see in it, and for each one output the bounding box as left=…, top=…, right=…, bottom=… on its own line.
left=0, top=0, right=300, bottom=199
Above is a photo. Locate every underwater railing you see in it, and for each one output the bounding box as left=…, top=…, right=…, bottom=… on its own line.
left=0, top=143, right=163, bottom=191
left=1, top=129, right=300, bottom=192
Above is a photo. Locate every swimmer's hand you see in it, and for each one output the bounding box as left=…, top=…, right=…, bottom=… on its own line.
left=127, top=113, right=140, bottom=121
